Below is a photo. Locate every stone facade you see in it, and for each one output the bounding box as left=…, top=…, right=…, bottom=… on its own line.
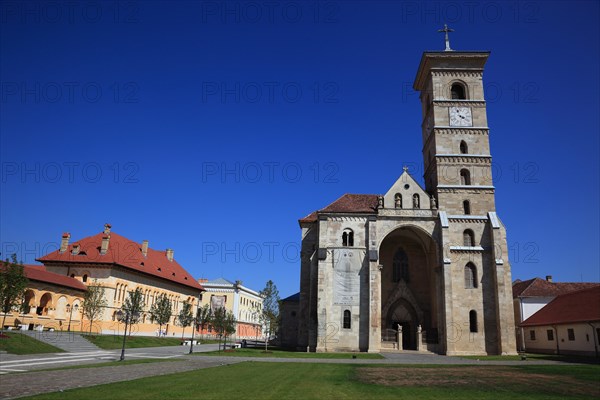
left=294, top=50, right=517, bottom=355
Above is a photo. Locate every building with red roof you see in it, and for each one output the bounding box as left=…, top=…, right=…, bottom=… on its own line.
left=1, top=262, right=86, bottom=331
left=512, top=276, right=600, bottom=351
left=35, top=224, right=204, bottom=336
left=520, top=286, right=600, bottom=356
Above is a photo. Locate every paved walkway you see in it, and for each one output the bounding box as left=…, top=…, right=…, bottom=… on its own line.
left=0, top=350, right=567, bottom=399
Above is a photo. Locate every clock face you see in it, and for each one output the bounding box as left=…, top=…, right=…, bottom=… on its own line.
left=449, top=107, right=472, bottom=127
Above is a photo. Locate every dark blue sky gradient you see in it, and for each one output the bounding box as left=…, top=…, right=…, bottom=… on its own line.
left=1, top=1, right=599, bottom=297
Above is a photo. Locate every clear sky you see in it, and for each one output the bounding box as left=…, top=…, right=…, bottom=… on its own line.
left=1, top=0, right=599, bottom=297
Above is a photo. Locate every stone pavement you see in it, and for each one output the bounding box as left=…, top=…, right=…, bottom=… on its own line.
left=0, top=351, right=566, bottom=399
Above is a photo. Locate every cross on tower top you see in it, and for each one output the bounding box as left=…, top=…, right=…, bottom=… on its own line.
left=403, top=165, right=409, bottom=172
left=438, top=24, right=455, bottom=52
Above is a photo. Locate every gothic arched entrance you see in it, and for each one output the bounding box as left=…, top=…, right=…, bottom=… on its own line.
left=379, top=225, right=441, bottom=351
left=387, top=298, right=418, bottom=350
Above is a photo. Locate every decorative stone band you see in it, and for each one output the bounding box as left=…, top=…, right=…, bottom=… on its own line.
left=377, top=209, right=438, bottom=218
left=438, top=185, right=495, bottom=190
left=447, top=215, right=488, bottom=223
left=434, top=128, right=489, bottom=135
left=433, top=100, right=486, bottom=107
left=436, top=155, right=492, bottom=164
left=449, top=245, right=485, bottom=252
left=430, top=70, right=483, bottom=78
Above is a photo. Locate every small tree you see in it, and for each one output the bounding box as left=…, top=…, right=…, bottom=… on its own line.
left=196, top=303, right=212, bottom=340
left=258, top=280, right=280, bottom=351
left=122, top=288, right=145, bottom=336
left=0, top=255, right=29, bottom=330
left=149, top=294, right=172, bottom=337
left=81, top=280, right=107, bottom=334
left=224, top=311, right=236, bottom=349
left=211, top=307, right=227, bottom=351
left=177, top=301, right=194, bottom=339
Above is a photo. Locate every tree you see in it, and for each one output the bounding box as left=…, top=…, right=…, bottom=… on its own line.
left=150, top=294, right=172, bottom=337
left=0, top=255, right=29, bottom=330
left=211, top=307, right=226, bottom=351
left=258, top=280, right=280, bottom=352
left=196, top=303, right=212, bottom=340
left=211, top=307, right=236, bottom=351
left=121, top=288, right=145, bottom=336
left=177, top=301, right=194, bottom=339
left=81, top=280, right=107, bottom=334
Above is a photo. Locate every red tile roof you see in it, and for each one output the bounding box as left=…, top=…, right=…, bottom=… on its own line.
left=521, top=286, right=600, bottom=326
left=512, top=278, right=599, bottom=299
left=0, top=263, right=87, bottom=292
left=37, top=231, right=203, bottom=291
left=299, top=194, right=379, bottom=223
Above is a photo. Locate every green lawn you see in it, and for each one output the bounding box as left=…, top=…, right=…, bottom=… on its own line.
left=0, top=332, right=63, bottom=354
left=32, top=358, right=181, bottom=373
left=22, top=362, right=599, bottom=399
left=197, top=347, right=384, bottom=359
left=83, top=334, right=213, bottom=349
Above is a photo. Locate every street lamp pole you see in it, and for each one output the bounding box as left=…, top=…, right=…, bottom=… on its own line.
left=189, top=292, right=202, bottom=354
left=67, top=303, right=78, bottom=332
left=119, top=313, right=129, bottom=361
left=117, top=310, right=139, bottom=361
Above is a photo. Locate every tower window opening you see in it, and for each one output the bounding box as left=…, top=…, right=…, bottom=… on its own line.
left=463, top=229, right=475, bottom=246
left=451, top=83, right=466, bottom=100
left=460, top=141, right=468, bottom=154
left=460, top=169, right=471, bottom=185
left=463, top=200, right=471, bottom=215
left=464, top=263, right=477, bottom=288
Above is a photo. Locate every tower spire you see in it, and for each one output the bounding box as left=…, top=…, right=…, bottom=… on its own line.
left=438, top=24, right=455, bottom=52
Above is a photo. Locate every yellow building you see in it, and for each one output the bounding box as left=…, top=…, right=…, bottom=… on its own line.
left=37, top=224, right=204, bottom=336
left=197, top=278, right=263, bottom=339
left=1, top=263, right=86, bottom=332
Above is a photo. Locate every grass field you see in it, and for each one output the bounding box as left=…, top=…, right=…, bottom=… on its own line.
left=83, top=334, right=218, bottom=349
left=0, top=332, right=63, bottom=354
left=197, top=347, right=384, bottom=359
left=33, top=358, right=182, bottom=373
left=23, top=362, right=600, bottom=399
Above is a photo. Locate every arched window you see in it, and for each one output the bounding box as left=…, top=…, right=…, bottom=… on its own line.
left=393, top=248, right=409, bottom=283
left=469, top=310, right=478, bottom=333
left=460, top=141, right=468, bottom=154
left=463, top=230, right=475, bottom=246
left=463, top=200, right=471, bottom=215
left=451, top=83, right=466, bottom=100
left=82, top=274, right=88, bottom=283
left=343, top=310, right=351, bottom=329
left=342, top=229, right=354, bottom=247
left=460, top=169, right=471, bottom=185
left=464, top=263, right=477, bottom=289
left=394, top=193, right=402, bottom=208
left=412, top=194, right=420, bottom=209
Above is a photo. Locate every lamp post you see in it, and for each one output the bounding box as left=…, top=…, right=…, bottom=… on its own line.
left=189, top=293, right=202, bottom=354
left=116, top=310, right=139, bottom=361
left=67, top=303, right=78, bottom=332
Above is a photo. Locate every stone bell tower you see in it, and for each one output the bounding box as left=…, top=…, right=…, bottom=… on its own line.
left=412, top=30, right=517, bottom=355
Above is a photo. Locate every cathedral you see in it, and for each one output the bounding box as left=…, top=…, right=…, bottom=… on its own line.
left=291, top=38, right=518, bottom=355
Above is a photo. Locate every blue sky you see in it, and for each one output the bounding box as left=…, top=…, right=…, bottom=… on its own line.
left=1, top=0, right=599, bottom=297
